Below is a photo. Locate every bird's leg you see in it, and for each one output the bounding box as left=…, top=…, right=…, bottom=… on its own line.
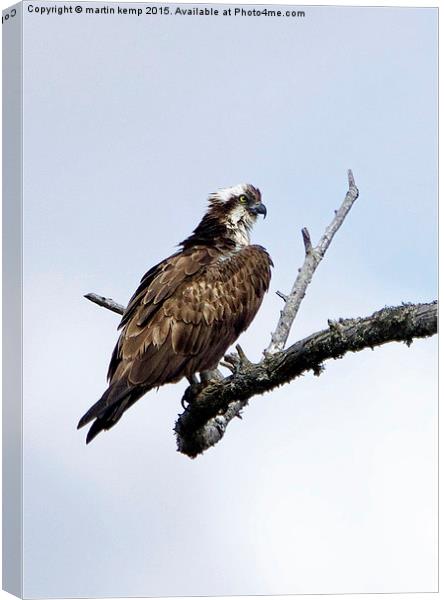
left=181, top=368, right=225, bottom=410
left=220, top=344, right=252, bottom=375
left=181, top=374, right=204, bottom=409
left=181, top=369, right=224, bottom=409
left=200, top=369, right=224, bottom=383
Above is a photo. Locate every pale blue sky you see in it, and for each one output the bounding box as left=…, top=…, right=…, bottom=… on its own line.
left=18, top=2, right=437, bottom=596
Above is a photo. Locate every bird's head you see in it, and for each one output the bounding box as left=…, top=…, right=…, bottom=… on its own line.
left=181, top=183, right=267, bottom=249
left=209, top=183, right=266, bottom=221
left=207, top=183, right=266, bottom=246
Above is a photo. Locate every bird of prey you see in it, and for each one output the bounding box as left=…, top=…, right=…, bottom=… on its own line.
left=78, top=184, right=272, bottom=443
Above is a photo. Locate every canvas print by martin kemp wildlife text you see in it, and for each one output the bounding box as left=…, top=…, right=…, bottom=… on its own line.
left=2, top=2, right=437, bottom=598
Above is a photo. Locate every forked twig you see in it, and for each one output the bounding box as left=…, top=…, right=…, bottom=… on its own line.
left=266, top=169, right=359, bottom=354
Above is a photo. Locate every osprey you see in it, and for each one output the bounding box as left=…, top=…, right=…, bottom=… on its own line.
left=78, top=184, right=272, bottom=443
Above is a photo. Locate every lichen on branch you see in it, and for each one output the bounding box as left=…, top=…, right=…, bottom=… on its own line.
left=174, top=301, right=437, bottom=458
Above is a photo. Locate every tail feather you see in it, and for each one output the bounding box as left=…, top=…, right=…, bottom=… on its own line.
left=77, top=380, right=131, bottom=430
left=85, top=416, right=109, bottom=444
left=84, top=392, right=134, bottom=443
left=79, top=383, right=147, bottom=443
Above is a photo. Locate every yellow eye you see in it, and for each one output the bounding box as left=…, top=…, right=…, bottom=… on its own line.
left=239, top=194, right=248, bottom=204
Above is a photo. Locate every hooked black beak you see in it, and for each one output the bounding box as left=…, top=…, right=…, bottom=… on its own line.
left=250, top=202, right=267, bottom=218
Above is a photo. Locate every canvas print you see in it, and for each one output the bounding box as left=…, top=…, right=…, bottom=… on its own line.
left=2, top=1, right=437, bottom=597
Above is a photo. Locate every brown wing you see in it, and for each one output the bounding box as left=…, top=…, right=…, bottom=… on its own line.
left=78, top=244, right=272, bottom=440
left=119, top=244, right=272, bottom=387
left=107, top=246, right=214, bottom=382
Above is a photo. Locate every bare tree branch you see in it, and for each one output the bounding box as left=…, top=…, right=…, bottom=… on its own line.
left=175, top=301, right=437, bottom=458
left=266, top=170, right=359, bottom=354
left=84, top=293, right=125, bottom=315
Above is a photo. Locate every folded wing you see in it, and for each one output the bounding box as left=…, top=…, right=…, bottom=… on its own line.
left=78, top=244, right=272, bottom=441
